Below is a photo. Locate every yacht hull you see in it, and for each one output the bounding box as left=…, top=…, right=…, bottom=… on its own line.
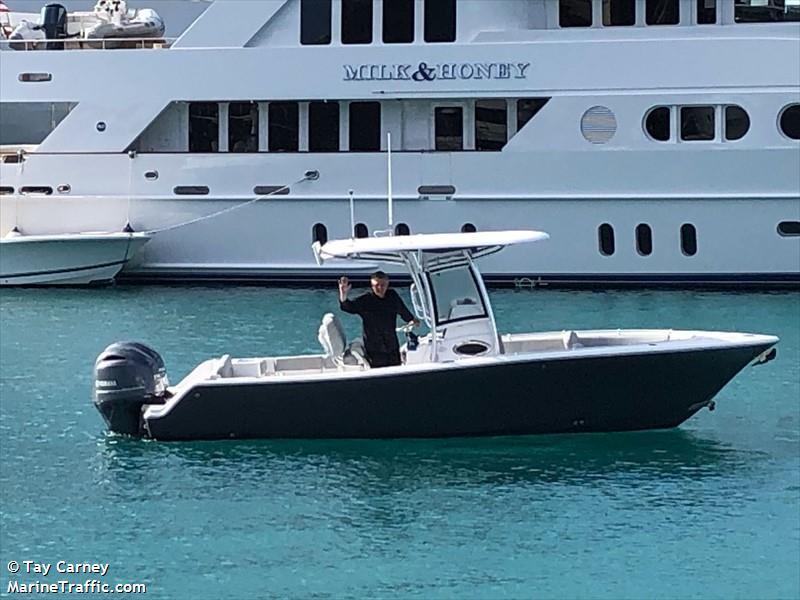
left=139, top=342, right=773, bottom=440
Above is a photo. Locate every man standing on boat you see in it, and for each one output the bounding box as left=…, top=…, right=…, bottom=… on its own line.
left=338, top=271, right=418, bottom=368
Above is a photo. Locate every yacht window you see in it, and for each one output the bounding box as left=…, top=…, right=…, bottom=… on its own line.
left=18, top=73, right=52, bottom=82
left=603, top=0, right=636, bottom=25
left=0, top=101, right=75, bottom=145
left=517, top=98, right=549, bottom=132
left=681, top=224, right=697, bottom=256
left=0, top=187, right=13, bottom=195
left=300, top=0, right=331, bottom=45
left=779, top=104, right=800, bottom=140
left=20, top=186, right=53, bottom=195
left=645, top=107, right=670, bottom=141
left=724, top=105, right=750, bottom=141
left=560, top=0, right=592, bottom=26
left=599, top=223, right=615, bottom=256
left=475, top=100, right=507, bottom=151
left=312, top=223, right=328, bottom=245
left=354, top=223, right=369, bottom=238
left=697, top=0, right=717, bottom=23
left=228, top=102, right=258, bottom=153
left=461, top=223, right=477, bottom=233
left=735, top=0, right=798, bottom=22
left=646, top=0, right=679, bottom=24
left=174, top=186, right=209, bottom=195
left=395, top=223, right=410, bottom=236
left=342, top=0, right=372, bottom=44
left=428, top=266, right=487, bottom=325
left=269, top=102, right=299, bottom=152
left=777, top=221, right=800, bottom=236
left=309, top=101, right=340, bottom=152
left=349, top=102, right=381, bottom=151
left=435, top=107, right=463, bottom=151
left=636, top=224, right=653, bottom=256
left=680, top=106, right=714, bottom=141
left=424, top=0, right=456, bottom=42
left=383, top=0, right=414, bottom=43
left=188, top=102, right=219, bottom=152
left=254, top=185, right=290, bottom=195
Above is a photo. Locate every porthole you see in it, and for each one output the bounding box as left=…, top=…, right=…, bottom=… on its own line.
left=598, top=223, right=615, bottom=256
left=680, top=223, right=697, bottom=256
left=144, top=171, right=159, bottom=181
left=96, top=122, right=106, bottom=132
left=173, top=186, right=209, bottom=195
left=18, top=72, right=52, bottom=82
left=20, top=186, right=52, bottom=195
left=777, top=221, right=800, bottom=237
left=725, top=105, right=749, bottom=141
left=636, top=223, right=653, bottom=256
left=253, top=185, right=289, bottom=196
left=312, top=223, right=328, bottom=245
left=581, top=106, right=617, bottom=144
left=461, top=223, right=477, bottom=233
left=56, top=184, right=71, bottom=194
left=354, top=223, right=368, bottom=238
left=395, top=223, right=410, bottom=236
left=0, top=187, right=14, bottom=195
left=645, top=107, right=670, bottom=141
left=779, top=104, right=800, bottom=140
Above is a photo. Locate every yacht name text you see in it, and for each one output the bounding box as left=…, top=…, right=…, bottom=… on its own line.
left=343, top=61, right=531, bottom=82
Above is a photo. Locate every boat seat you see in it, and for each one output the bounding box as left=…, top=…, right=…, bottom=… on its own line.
left=318, top=313, right=368, bottom=368
left=448, top=296, right=481, bottom=320
left=210, top=354, right=233, bottom=378
left=562, top=330, right=584, bottom=350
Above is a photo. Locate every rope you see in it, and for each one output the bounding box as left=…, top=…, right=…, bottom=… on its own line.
left=143, top=170, right=318, bottom=236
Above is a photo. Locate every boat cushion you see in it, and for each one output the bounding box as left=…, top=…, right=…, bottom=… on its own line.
left=318, top=313, right=347, bottom=359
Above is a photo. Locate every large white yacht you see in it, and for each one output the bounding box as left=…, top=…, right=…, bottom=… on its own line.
left=1, top=0, right=799, bottom=286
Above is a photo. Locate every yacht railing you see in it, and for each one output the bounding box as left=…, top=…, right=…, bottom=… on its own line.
left=0, top=37, right=176, bottom=51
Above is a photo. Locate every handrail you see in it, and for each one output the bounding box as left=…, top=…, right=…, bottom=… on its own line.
left=0, top=37, right=176, bottom=51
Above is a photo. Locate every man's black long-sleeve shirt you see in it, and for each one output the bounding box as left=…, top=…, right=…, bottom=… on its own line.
left=340, top=289, right=415, bottom=356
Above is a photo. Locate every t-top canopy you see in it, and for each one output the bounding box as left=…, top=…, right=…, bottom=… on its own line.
left=314, top=230, right=549, bottom=263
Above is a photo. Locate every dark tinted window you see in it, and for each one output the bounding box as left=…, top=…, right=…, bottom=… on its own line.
left=603, top=0, right=636, bottom=25
left=383, top=0, right=414, bottom=43
left=777, top=221, right=800, bottom=236
left=349, top=101, right=381, bottom=151
left=725, top=105, right=750, bottom=141
left=735, top=1, right=796, bottom=22
left=475, top=99, right=507, bottom=151
left=435, top=107, right=463, bottom=151
left=780, top=104, right=800, bottom=140
left=229, top=102, right=258, bottom=153
left=312, top=223, right=328, bottom=244
left=461, top=223, right=477, bottom=233
left=354, top=223, right=369, bottom=238
left=189, top=102, right=219, bottom=152
left=646, top=0, right=679, bottom=24
left=424, top=0, right=456, bottom=42
left=342, top=0, right=372, bottom=44
left=681, top=224, right=697, bottom=256
left=301, top=0, right=331, bottom=45
left=395, top=223, right=410, bottom=236
left=599, top=223, right=615, bottom=256
left=309, top=101, right=339, bottom=152
left=560, top=0, right=592, bottom=26
left=517, top=98, right=549, bottom=131
left=636, top=224, right=653, bottom=256
left=697, top=0, right=716, bottom=23
left=269, top=102, right=299, bottom=152
left=681, top=106, right=714, bottom=141
left=646, top=107, right=670, bottom=141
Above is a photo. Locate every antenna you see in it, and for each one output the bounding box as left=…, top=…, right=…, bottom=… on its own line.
left=348, top=189, right=355, bottom=239
left=387, top=132, right=393, bottom=230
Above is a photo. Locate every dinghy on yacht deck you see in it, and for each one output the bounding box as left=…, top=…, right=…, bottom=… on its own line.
left=92, top=229, right=778, bottom=440
left=0, top=229, right=150, bottom=285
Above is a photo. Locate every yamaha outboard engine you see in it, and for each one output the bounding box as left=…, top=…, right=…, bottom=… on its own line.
left=93, top=342, right=168, bottom=436
left=41, top=4, right=68, bottom=50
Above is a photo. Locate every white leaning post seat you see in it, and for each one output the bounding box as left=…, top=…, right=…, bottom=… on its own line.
left=318, top=313, right=368, bottom=368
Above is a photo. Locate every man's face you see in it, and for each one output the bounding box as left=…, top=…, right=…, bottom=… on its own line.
left=370, top=277, right=389, bottom=298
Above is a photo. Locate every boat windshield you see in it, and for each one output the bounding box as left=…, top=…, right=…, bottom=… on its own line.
left=427, top=265, right=487, bottom=325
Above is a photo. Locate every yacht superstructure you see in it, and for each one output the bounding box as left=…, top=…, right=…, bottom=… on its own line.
left=1, top=0, right=798, bottom=286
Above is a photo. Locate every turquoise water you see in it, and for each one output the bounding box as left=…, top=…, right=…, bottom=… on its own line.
left=1, top=286, right=798, bottom=599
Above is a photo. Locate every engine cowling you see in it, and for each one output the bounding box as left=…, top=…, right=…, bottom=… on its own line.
left=93, top=342, right=168, bottom=436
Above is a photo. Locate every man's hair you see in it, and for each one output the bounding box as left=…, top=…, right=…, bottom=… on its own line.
left=370, top=270, right=389, bottom=281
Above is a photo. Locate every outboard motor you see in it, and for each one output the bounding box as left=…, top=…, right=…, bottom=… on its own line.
left=93, top=342, right=168, bottom=436
left=41, top=3, right=68, bottom=50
